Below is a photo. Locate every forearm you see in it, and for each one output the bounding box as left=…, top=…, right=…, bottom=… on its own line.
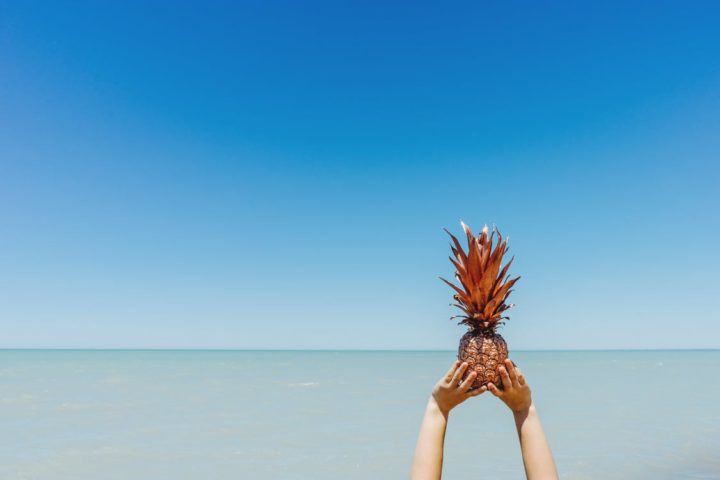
left=513, top=403, right=558, bottom=480
left=410, top=397, right=448, bottom=480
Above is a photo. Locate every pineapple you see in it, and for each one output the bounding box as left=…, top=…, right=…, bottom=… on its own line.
left=440, top=222, right=520, bottom=390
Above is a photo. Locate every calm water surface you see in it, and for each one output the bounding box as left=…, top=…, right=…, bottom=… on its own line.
left=1, top=350, right=719, bottom=479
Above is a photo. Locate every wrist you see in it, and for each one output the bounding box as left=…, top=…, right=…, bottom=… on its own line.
left=511, top=400, right=535, bottom=418
left=428, top=395, right=450, bottom=420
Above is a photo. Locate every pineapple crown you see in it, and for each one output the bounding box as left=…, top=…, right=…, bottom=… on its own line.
left=439, top=221, right=520, bottom=332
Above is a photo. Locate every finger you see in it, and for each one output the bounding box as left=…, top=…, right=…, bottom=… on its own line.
left=459, top=370, right=477, bottom=392
left=451, top=362, right=469, bottom=385
left=515, top=366, right=526, bottom=386
left=468, top=385, right=487, bottom=397
left=499, top=366, right=513, bottom=389
left=487, top=382, right=502, bottom=397
left=505, top=359, right=519, bottom=388
left=444, top=360, right=461, bottom=382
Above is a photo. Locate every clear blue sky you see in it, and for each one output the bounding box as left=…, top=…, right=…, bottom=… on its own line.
left=1, top=1, right=718, bottom=349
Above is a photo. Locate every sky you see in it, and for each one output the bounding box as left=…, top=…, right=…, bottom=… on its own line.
left=1, top=0, right=719, bottom=349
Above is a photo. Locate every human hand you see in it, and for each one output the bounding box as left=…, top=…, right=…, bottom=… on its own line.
left=487, top=358, right=532, bottom=414
left=430, top=360, right=487, bottom=417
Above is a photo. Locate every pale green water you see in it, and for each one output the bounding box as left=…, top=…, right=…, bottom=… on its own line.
left=1, top=350, right=719, bottom=479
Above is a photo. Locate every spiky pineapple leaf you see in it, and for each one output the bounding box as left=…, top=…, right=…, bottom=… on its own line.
left=441, top=222, right=520, bottom=331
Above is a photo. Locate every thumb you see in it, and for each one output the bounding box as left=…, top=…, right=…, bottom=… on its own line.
left=487, top=382, right=502, bottom=397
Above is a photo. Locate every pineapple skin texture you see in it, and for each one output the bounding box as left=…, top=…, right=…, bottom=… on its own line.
left=457, top=331, right=508, bottom=389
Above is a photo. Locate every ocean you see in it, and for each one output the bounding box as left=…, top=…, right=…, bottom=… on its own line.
left=1, top=350, right=718, bottom=479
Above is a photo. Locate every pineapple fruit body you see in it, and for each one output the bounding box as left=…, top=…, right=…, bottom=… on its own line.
left=457, top=330, right=508, bottom=389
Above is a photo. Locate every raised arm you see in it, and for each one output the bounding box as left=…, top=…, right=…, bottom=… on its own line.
left=410, top=360, right=486, bottom=480
left=487, top=359, right=559, bottom=480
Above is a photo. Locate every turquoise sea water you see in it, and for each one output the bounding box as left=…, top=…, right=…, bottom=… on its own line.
left=1, top=350, right=719, bottom=479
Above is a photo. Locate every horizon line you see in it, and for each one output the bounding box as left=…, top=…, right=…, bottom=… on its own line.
left=1, top=347, right=719, bottom=352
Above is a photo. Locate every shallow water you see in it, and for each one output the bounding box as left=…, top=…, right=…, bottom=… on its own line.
left=1, top=350, right=718, bottom=479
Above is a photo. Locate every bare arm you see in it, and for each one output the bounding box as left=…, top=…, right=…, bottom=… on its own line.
left=410, top=361, right=486, bottom=480
left=410, top=397, right=448, bottom=480
left=488, top=359, right=559, bottom=480
left=513, top=404, right=557, bottom=480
